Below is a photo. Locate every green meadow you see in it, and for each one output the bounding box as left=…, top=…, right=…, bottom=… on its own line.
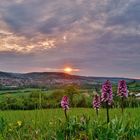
left=0, top=82, right=139, bottom=139
left=0, top=108, right=140, bottom=140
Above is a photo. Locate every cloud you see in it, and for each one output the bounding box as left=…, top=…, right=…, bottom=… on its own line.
left=0, top=0, right=139, bottom=78
left=106, top=0, right=140, bottom=26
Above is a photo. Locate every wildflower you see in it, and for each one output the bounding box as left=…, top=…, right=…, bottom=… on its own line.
left=61, top=96, right=69, bottom=110
left=101, top=80, right=113, bottom=123
left=35, top=129, right=39, bottom=135
left=93, top=94, right=101, bottom=110
left=101, top=80, right=113, bottom=105
left=93, top=94, right=101, bottom=116
left=118, top=80, right=128, bottom=98
left=61, top=96, right=69, bottom=120
left=17, top=120, right=22, bottom=126
left=117, top=80, right=128, bottom=114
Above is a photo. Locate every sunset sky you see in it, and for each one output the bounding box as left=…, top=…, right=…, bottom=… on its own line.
left=0, top=0, right=140, bottom=78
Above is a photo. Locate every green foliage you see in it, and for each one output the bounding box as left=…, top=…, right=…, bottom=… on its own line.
left=0, top=87, right=140, bottom=110
left=127, top=81, right=140, bottom=92
left=0, top=109, right=139, bottom=139
left=64, top=85, right=79, bottom=106
left=91, top=117, right=140, bottom=140
left=56, top=115, right=90, bottom=139
left=55, top=113, right=140, bottom=139
left=0, top=82, right=140, bottom=139
left=50, top=90, right=65, bottom=101
left=0, top=81, right=140, bottom=110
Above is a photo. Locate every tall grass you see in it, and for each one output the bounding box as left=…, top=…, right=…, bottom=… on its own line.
left=0, top=108, right=140, bottom=139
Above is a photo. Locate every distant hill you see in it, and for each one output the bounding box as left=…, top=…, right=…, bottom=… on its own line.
left=0, top=71, right=139, bottom=88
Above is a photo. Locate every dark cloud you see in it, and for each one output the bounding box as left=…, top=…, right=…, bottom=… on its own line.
left=106, top=1, right=140, bottom=26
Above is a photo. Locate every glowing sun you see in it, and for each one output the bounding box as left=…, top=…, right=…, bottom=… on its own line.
left=64, top=67, right=73, bottom=73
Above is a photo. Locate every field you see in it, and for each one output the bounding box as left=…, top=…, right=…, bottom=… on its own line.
left=0, top=82, right=140, bottom=139
left=1, top=108, right=140, bottom=124
left=0, top=88, right=49, bottom=97
left=0, top=108, right=140, bottom=139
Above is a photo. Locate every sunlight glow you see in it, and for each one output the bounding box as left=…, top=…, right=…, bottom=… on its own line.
left=64, top=67, right=80, bottom=73
left=64, top=67, right=72, bottom=73
left=0, top=35, right=56, bottom=53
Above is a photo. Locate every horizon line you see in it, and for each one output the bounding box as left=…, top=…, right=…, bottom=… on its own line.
left=0, top=70, right=139, bottom=80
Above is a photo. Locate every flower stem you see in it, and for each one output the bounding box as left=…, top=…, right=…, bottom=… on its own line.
left=121, top=97, right=124, bottom=114
left=96, top=109, right=98, bottom=117
left=106, top=101, right=109, bottom=123
left=64, top=109, right=68, bottom=120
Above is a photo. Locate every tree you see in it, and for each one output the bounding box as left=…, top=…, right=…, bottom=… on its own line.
left=64, top=85, right=79, bottom=106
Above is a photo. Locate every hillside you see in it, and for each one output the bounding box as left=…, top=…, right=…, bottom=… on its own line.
left=0, top=71, right=139, bottom=88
